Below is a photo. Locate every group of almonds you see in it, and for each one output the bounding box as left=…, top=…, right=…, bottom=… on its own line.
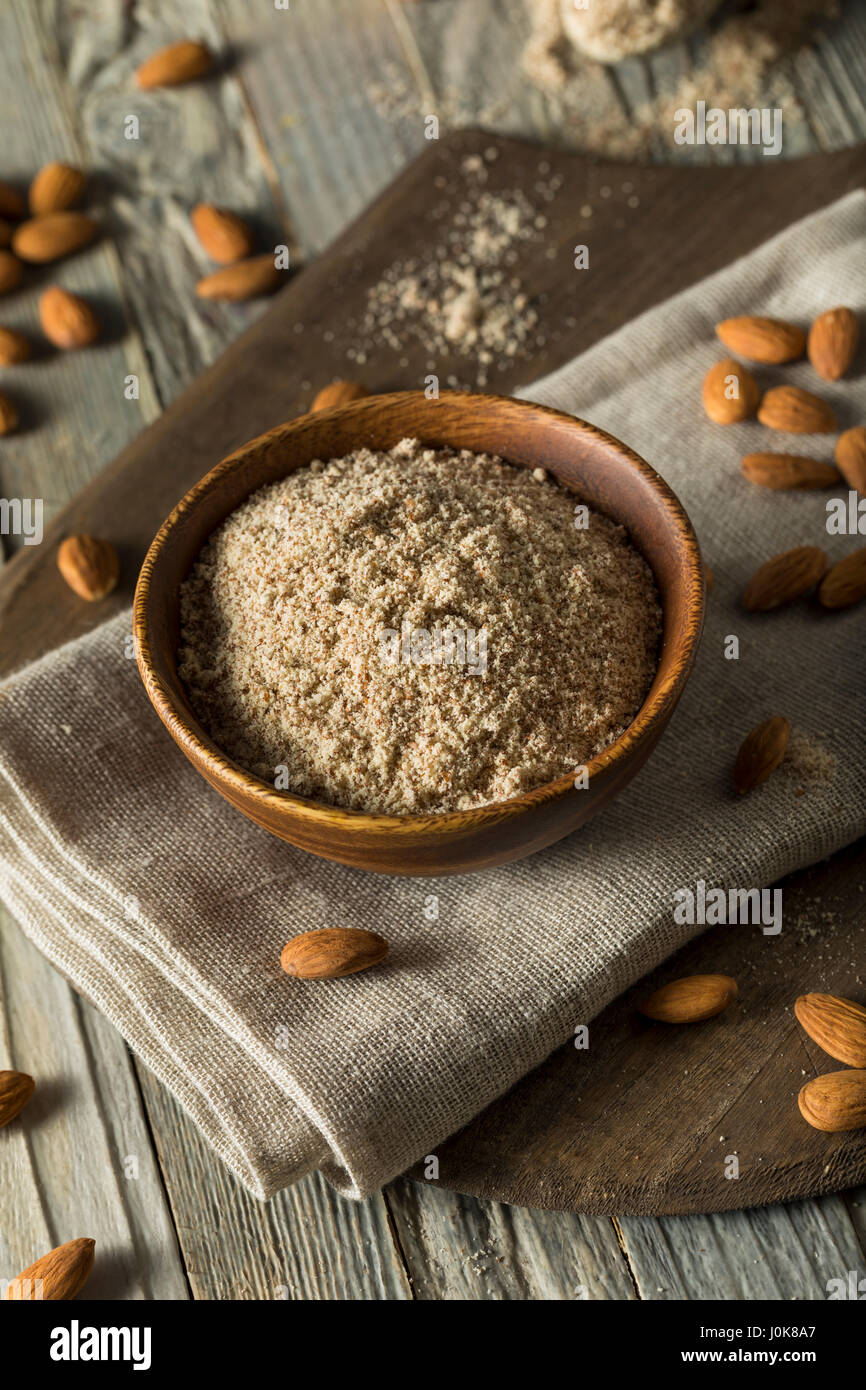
left=0, top=37, right=283, bottom=442
left=639, top=975, right=866, bottom=1135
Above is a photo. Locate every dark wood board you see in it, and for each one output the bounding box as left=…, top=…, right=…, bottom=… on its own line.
left=1, top=130, right=864, bottom=1215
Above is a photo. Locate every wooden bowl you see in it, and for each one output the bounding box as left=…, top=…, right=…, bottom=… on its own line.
left=134, top=392, right=704, bottom=876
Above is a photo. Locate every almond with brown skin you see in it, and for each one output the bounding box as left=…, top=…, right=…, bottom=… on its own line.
left=818, top=548, right=866, bottom=611
left=3, top=1238, right=95, bottom=1301
left=795, top=993, right=866, bottom=1068
left=57, top=536, right=120, bottom=601
left=798, top=1070, right=866, bottom=1133
left=0, top=1070, right=35, bottom=1127
left=281, top=927, right=388, bottom=980
left=0, top=181, right=25, bottom=221
left=835, top=427, right=866, bottom=495
left=732, top=715, right=790, bottom=794
left=742, top=545, right=828, bottom=612
left=311, top=381, right=370, bottom=412
left=807, top=306, right=859, bottom=381
left=639, top=974, right=737, bottom=1023
left=701, top=357, right=759, bottom=424
left=39, top=287, right=101, bottom=349
left=12, top=211, right=97, bottom=264
left=29, top=161, right=86, bottom=215
left=757, top=385, right=837, bottom=434
left=191, top=204, right=254, bottom=264
left=0, top=249, right=23, bottom=294
left=196, top=254, right=283, bottom=301
left=716, top=315, right=805, bottom=364
left=0, top=326, right=32, bottom=365
left=0, top=391, right=19, bottom=435
left=740, top=453, right=841, bottom=490
left=136, top=39, right=213, bottom=89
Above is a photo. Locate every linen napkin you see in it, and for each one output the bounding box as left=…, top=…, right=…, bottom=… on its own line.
left=1, top=192, right=864, bottom=1201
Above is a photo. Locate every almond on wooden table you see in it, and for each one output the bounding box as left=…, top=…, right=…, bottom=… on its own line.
left=136, top=39, right=213, bottom=89
left=0, top=179, right=26, bottom=221
left=39, top=286, right=101, bottom=349
left=3, top=1238, right=95, bottom=1301
left=757, top=385, right=837, bottom=434
left=0, top=391, right=19, bottom=435
left=818, top=548, right=866, bottom=610
left=715, top=315, right=805, bottom=364
left=795, top=993, right=866, bottom=1068
left=12, top=211, right=97, bottom=264
left=740, top=453, right=840, bottom=490
left=0, top=1069, right=35, bottom=1127
left=310, top=380, right=370, bottom=412
left=835, top=427, right=866, bottom=495
left=798, top=1070, right=866, bottom=1133
left=0, top=249, right=24, bottom=294
left=639, top=974, right=737, bottom=1023
left=57, top=536, right=120, bottom=601
left=732, top=715, right=790, bottom=794
left=807, top=306, right=859, bottom=381
left=191, top=204, right=254, bottom=264
left=0, top=326, right=32, bottom=365
left=29, top=161, right=86, bottom=215
left=196, top=254, right=283, bottom=301
left=742, top=545, right=827, bottom=612
left=701, top=357, right=760, bottom=424
left=280, top=927, right=388, bottom=980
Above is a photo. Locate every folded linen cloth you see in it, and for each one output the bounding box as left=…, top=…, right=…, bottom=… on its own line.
left=1, top=192, right=864, bottom=1200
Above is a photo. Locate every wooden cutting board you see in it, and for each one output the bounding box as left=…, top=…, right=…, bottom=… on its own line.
left=1, top=130, right=864, bottom=1215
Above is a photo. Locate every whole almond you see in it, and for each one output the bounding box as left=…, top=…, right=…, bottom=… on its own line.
left=758, top=385, right=837, bottom=434
left=0, top=391, right=19, bottom=435
left=29, top=161, right=86, bottom=215
left=0, top=326, right=32, bottom=365
left=196, top=254, right=283, bottom=301
left=57, top=536, right=120, bottom=601
left=136, top=39, right=213, bottom=89
left=191, top=204, right=254, bottom=264
left=818, top=548, right=866, bottom=611
left=0, top=217, right=13, bottom=248
left=13, top=211, right=97, bottom=264
left=39, top=287, right=101, bottom=349
left=0, top=249, right=24, bottom=294
left=311, top=381, right=370, bottom=412
left=795, top=993, right=866, bottom=1069
left=0, top=180, right=26, bottom=221
left=807, top=306, right=859, bottom=381
left=740, top=453, right=840, bottom=490
left=733, top=715, right=790, bottom=794
left=0, top=1070, right=35, bottom=1127
left=3, top=1238, right=95, bottom=1301
left=639, top=974, right=737, bottom=1023
left=798, top=1070, right=866, bottom=1133
left=742, top=545, right=828, bottom=612
left=280, top=927, right=388, bottom=980
left=701, top=357, right=759, bottom=424
left=835, top=426, right=866, bottom=495
left=716, top=315, right=805, bottom=364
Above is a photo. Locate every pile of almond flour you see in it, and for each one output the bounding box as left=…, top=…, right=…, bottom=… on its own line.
left=177, top=440, right=661, bottom=815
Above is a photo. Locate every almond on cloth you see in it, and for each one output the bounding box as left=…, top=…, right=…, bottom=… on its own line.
left=715, top=315, right=805, bottom=364
left=57, top=536, right=120, bottom=601
left=639, top=974, right=737, bottom=1023
left=732, top=715, right=790, bottom=794
left=0, top=390, right=19, bottom=435
left=0, top=180, right=26, bottom=221
left=280, top=927, right=388, bottom=980
left=12, top=211, right=97, bottom=264
left=311, top=380, right=370, bottom=412
left=818, top=548, right=866, bottom=611
left=136, top=39, right=213, bottom=89
left=0, top=326, right=32, bottom=365
left=740, top=453, right=840, bottom=490
left=28, top=161, right=86, bottom=215
left=0, top=249, right=24, bottom=294
left=795, top=994, right=866, bottom=1069
left=3, top=1238, right=95, bottom=1301
left=807, top=306, right=859, bottom=381
left=191, top=204, right=254, bottom=264
left=835, top=427, right=866, bottom=495
left=757, top=385, right=837, bottom=434
left=701, top=357, right=760, bottom=424
left=39, top=287, right=100, bottom=349
left=0, top=1069, right=35, bottom=1127
left=798, top=1070, right=866, bottom=1133
left=742, top=545, right=828, bottom=612
left=196, top=254, right=283, bottom=301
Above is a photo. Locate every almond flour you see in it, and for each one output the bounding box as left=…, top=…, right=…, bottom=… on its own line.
left=178, top=439, right=661, bottom=815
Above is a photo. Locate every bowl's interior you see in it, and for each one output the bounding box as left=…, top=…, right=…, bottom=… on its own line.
left=134, top=391, right=704, bottom=824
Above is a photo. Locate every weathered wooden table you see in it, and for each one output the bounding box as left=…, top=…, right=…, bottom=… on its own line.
left=1, top=0, right=865, bottom=1300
